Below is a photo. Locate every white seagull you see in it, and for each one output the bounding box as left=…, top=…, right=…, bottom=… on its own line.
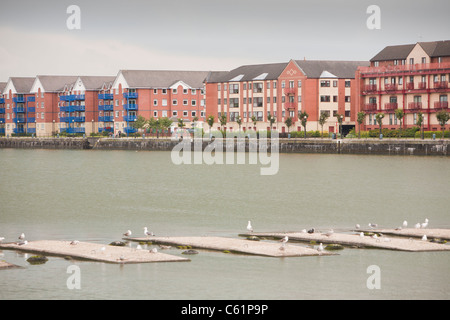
left=144, top=227, right=154, bottom=237
left=422, top=235, right=427, bottom=241
left=421, top=219, right=429, bottom=229
left=368, top=223, right=378, bottom=229
left=323, top=229, right=334, bottom=237
left=150, top=248, right=158, bottom=253
left=318, top=243, right=324, bottom=252
left=403, top=221, right=408, bottom=228
left=359, top=232, right=364, bottom=238
left=247, top=221, right=253, bottom=233
left=415, top=223, right=421, bottom=229
left=70, top=240, right=79, bottom=245
left=0, top=237, right=5, bottom=243
left=279, top=236, right=289, bottom=250
left=18, top=233, right=25, bottom=240
left=355, top=224, right=360, bottom=229
left=123, top=230, right=132, bottom=237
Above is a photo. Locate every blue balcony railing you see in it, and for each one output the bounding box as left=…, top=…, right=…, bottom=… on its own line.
left=59, top=94, right=85, bottom=102
left=13, top=118, right=26, bottom=123
left=13, top=128, right=25, bottom=134
left=27, top=107, right=36, bottom=113
left=27, top=117, right=36, bottom=123
left=99, top=127, right=114, bottom=133
left=98, top=104, right=114, bottom=111
left=27, top=128, right=36, bottom=134
left=0, top=118, right=5, bottom=124
left=61, top=127, right=85, bottom=134
left=98, top=93, right=114, bottom=100
left=0, top=98, right=5, bottom=104
left=123, top=103, right=138, bottom=111
left=0, top=128, right=5, bottom=134
left=124, top=126, right=137, bottom=134
left=99, top=116, right=114, bottom=122
left=0, top=108, right=5, bottom=114
left=13, top=107, right=26, bottom=113
left=13, top=96, right=25, bottom=103
left=60, top=116, right=85, bottom=123
left=60, top=105, right=85, bottom=112
left=123, top=115, right=137, bottom=122
left=27, top=96, right=35, bottom=102
left=124, top=92, right=138, bottom=99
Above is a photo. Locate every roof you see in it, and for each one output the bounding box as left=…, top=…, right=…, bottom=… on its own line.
left=9, top=77, right=35, bottom=94
left=295, top=60, right=369, bottom=79
left=0, top=82, right=7, bottom=93
left=418, top=40, right=450, bottom=58
left=206, top=62, right=288, bottom=83
left=78, top=76, right=116, bottom=90
left=120, top=70, right=210, bottom=88
left=35, top=75, right=79, bottom=92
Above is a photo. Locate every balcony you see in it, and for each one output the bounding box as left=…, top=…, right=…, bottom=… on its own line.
left=27, top=117, right=36, bottom=123
left=13, top=107, right=25, bottom=113
left=434, top=101, right=449, bottom=110
left=60, top=105, right=86, bottom=112
left=0, top=128, right=5, bottom=134
left=13, top=118, right=26, bottom=123
left=98, top=104, right=114, bottom=111
left=27, top=107, right=36, bottom=113
left=0, top=98, right=5, bottom=104
left=358, top=61, right=450, bottom=76
left=99, top=116, right=114, bottom=122
left=0, top=117, right=4, bottom=123
left=364, top=103, right=378, bottom=112
left=13, top=96, right=25, bottom=103
left=62, top=127, right=85, bottom=134
left=384, top=84, right=398, bottom=92
left=98, top=93, right=114, bottom=100
left=433, top=81, right=448, bottom=90
left=99, top=127, right=114, bottom=133
left=60, top=116, right=86, bottom=123
left=123, top=115, right=137, bottom=122
left=59, top=94, right=85, bottom=102
left=27, top=96, right=35, bottom=102
left=407, top=102, right=423, bottom=111
left=363, top=84, right=377, bottom=92
left=27, top=128, right=36, bottom=134
left=406, top=82, right=414, bottom=90
left=418, top=82, right=427, bottom=90
left=124, top=126, right=138, bottom=134
left=123, top=103, right=138, bottom=111
left=384, top=102, right=398, bottom=111
left=284, top=102, right=297, bottom=110
left=124, top=92, right=138, bottom=99
left=0, top=108, right=5, bottom=114
left=284, top=87, right=296, bottom=96
left=13, top=128, right=25, bottom=134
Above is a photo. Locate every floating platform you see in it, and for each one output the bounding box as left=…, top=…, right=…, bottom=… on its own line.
left=124, top=236, right=335, bottom=257
left=354, top=228, right=450, bottom=241
left=0, top=240, right=189, bottom=264
left=241, top=231, right=450, bottom=252
left=0, top=260, right=22, bottom=270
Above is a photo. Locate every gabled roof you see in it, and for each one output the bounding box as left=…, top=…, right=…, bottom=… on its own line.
left=295, top=60, right=369, bottom=79
left=0, top=82, right=7, bottom=93
left=7, top=77, right=35, bottom=94
left=370, top=44, right=415, bottom=62
left=207, top=62, right=289, bottom=83
left=33, top=75, right=79, bottom=93
left=78, top=76, right=116, bottom=90
left=119, top=70, right=210, bottom=89
left=418, top=40, right=450, bottom=58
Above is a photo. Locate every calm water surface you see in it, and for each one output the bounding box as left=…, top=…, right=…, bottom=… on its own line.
left=0, top=148, right=449, bottom=300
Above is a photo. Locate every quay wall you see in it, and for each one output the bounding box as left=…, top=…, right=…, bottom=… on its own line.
left=0, top=138, right=448, bottom=156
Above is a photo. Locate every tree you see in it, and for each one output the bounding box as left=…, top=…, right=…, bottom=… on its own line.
left=395, top=109, right=405, bottom=137
left=219, top=114, right=227, bottom=131
left=416, top=112, right=424, bottom=140
left=298, top=111, right=308, bottom=138
left=207, top=115, right=214, bottom=133
left=267, top=112, right=276, bottom=132
left=357, top=111, right=366, bottom=139
left=375, top=112, right=385, bottom=137
left=192, top=116, right=199, bottom=129
left=159, top=117, right=173, bottom=136
left=235, top=115, right=242, bottom=132
left=436, top=110, right=450, bottom=139
left=284, top=117, right=293, bottom=135
left=251, top=115, right=257, bottom=131
left=131, top=115, right=147, bottom=132
left=319, top=111, right=329, bottom=139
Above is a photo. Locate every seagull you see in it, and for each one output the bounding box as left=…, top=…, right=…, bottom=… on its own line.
left=18, top=233, right=25, bottom=240
left=421, top=219, right=429, bottom=229
left=323, top=229, right=334, bottom=237
left=100, top=246, right=106, bottom=253
left=359, top=232, right=364, bottom=238
left=422, top=235, right=427, bottom=241
left=415, top=223, right=421, bottom=229
left=144, top=227, right=154, bottom=237
left=279, top=236, right=289, bottom=250
left=123, top=230, right=132, bottom=237
left=247, top=221, right=253, bottom=233
left=318, top=243, right=324, bottom=252
left=159, top=245, right=172, bottom=250
left=403, top=221, right=408, bottom=228
left=136, top=244, right=142, bottom=250
left=150, top=248, right=158, bottom=253
left=18, top=240, right=28, bottom=246
left=355, top=224, right=360, bottom=229
left=368, top=223, right=378, bottom=229
left=301, top=229, right=307, bottom=233
left=307, top=228, right=315, bottom=234
left=371, top=234, right=378, bottom=239
left=0, top=237, right=5, bottom=243
left=70, top=240, right=79, bottom=245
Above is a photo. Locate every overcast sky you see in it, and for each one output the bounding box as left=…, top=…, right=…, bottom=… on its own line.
left=0, top=0, right=449, bottom=82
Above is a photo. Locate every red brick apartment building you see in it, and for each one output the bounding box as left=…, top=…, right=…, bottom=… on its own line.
left=110, top=70, right=209, bottom=135
left=204, top=59, right=368, bottom=135
left=356, top=40, right=450, bottom=131
left=0, top=82, right=6, bottom=135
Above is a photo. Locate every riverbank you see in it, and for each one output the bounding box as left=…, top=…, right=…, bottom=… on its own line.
left=0, top=137, right=448, bottom=156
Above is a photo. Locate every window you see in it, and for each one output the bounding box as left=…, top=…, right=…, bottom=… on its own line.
left=153, top=100, right=158, bottom=106
left=191, top=89, right=196, bottom=95
left=320, top=95, right=330, bottom=102
left=162, top=110, right=167, bottom=117
left=230, top=84, right=239, bottom=94
left=172, top=111, right=178, bottom=117
left=162, top=99, right=167, bottom=106
left=153, top=111, right=158, bottom=117
left=345, top=96, right=351, bottom=103
left=345, top=81, right=351, bottom=87
left=345, top=111, right=351, bottom=117
left=253, top=97, right=263, bottom=107
left=409, top=58, right=414, bottom=65
left=273, top=82, right=277, bottom=89
left=173, top=88, right=177, bottom=94
left=192, top=111, right=197, bottom=117
left=154, top=89, right=158, bottom=94
left=253, top=83, right=263, bottom=93
left=289, top=81, right=295, bottom=88
left=172, top=100, right=178, bottom=106
left=115, top=111, right=119, bottom=118
left=297, top=81, right=301, bottom=88
left=333, top=96, right=338, bottom=103
left=229, top=98, right=239, bottom=108
left=183, top=111, right=188, bottom=117
left=333, top=80, right=338, bottom=87
left=192, top=100, right=196, bottom=106
left=162, top=89, right=167, bottom=94
left=320, top=80, right=330, bottom=87
left=422, top=57, right=426, bottom=64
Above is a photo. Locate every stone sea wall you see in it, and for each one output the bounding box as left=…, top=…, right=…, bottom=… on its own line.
left=0, top=137, right=448, bottom=156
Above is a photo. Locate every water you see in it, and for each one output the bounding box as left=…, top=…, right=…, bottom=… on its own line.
left=0, top=149, right=449, bottom=300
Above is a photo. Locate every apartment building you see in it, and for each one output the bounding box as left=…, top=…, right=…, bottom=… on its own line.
left=356, top=40, right=450, bottom=131
left=0, top=82, right=6, bottom=135
left=2, top=77, right=36, bottom=136
left=111, top=70, right=210, bottom=135
left=205, top=59, right=367, bottom=134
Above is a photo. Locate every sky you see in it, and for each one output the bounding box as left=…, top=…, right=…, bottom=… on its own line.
left=0, top=0, right=449, bottom=82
